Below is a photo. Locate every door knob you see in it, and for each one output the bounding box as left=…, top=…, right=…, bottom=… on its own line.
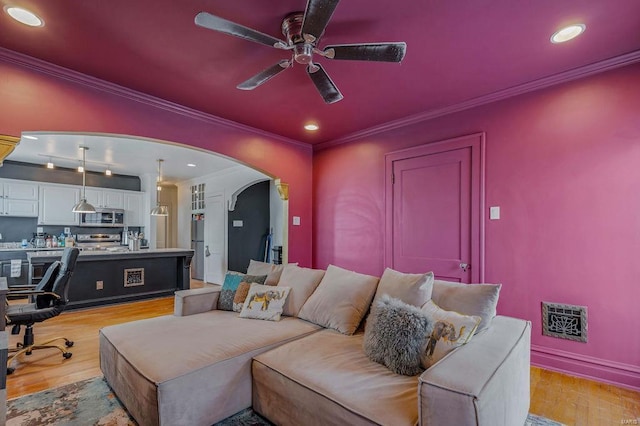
left=460, top=263, right=470, bottom=272
left=205, top=246, right=211, bottom=257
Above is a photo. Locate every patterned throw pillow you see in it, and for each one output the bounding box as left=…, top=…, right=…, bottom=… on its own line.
left=420, top=300, right=481, bottom=369
left=239, top=284, right=291, bottom=321
left=233, top=282, right=252, bottom=312
left=218, top=273, right=267, bottom=311
left=363, top=295, right=432, bottom=376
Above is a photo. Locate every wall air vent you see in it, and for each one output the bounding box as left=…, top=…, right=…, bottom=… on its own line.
left=542, top=302, right=587, bottom=343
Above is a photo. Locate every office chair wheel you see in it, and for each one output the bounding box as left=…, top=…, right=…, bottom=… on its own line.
left=63, top=352, right=72, bottom=359
left=65, top=340, right=74, bottom=347
left=7, top=367, right=15, bottom=375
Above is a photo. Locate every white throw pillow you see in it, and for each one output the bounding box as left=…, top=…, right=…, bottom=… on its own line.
left=239, top=284, right=291, bottom=321
left=420, top=300, right=481, bottom=368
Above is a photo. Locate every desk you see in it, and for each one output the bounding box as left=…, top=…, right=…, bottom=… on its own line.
left=0, top=276, right=8, bottom=424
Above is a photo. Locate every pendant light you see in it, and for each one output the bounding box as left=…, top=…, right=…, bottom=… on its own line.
left=72, top=146, right=96, bottom=213
left=150, top=159, right=168, bottom=216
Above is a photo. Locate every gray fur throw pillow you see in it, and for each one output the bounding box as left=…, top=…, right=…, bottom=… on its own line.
left=363, top=294, right=432, bottom=376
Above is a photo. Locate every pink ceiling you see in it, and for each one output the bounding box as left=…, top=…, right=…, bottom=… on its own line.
left=1, top=1, right=639, bottom=144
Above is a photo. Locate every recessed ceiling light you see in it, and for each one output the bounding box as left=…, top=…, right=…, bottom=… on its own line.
left=187, top=163, right=196, bottom=167
left=23, top=135, right=38, bottom=140
left=551, top=24, right=586, bottom=44
left=4, top=6, right=44, bottom=27
left=304, top=123, right=319, bottom=131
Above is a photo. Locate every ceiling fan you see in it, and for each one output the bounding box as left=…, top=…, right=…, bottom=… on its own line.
left=195, top=0, right=407, bottom=104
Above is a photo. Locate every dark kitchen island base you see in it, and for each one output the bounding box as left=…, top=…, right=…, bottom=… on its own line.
left=27, top=249, right=193, bottom=310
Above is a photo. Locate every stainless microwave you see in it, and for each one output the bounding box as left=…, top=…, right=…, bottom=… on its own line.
left=78, top=208, right=125, bottom=227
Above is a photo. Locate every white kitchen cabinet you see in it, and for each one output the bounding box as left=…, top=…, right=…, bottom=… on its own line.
left=124, top=192, right=145, bottom=226
left=38, top=184, right=80, bottom=225
left=0, top=179, right=39, bottom=217
left=1, top=199, right=39, bottom=217
left=84, top=188, right=124, bottom=209
left=0, top=179, right=39, bottom=200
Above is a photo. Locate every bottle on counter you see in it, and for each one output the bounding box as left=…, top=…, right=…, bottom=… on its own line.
left=65, top=234, right=75, bottom=247
left=46, top=236, right=52, bottom=248
left=59, top=233, right=66, bottom=247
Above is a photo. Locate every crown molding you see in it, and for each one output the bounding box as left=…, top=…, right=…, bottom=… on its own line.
left=0, top=47, right=310, bottom=151
left=314, top=50, right=640, bottom=151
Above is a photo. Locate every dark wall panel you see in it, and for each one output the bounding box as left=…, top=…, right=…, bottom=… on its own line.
left=228, top=181, right=270, bottom=273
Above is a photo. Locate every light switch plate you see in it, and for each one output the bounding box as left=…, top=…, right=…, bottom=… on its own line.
left=64, top=227, right=71, bottom=234
left=232, top=220, right=243, bottom=227
left=490, top=206, right=500, bottom=220
left=292, top=216, right=301, bottom=226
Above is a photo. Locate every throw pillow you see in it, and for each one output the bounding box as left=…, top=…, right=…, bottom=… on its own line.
left=431, top=280, right=501, bottom=334
left=298, top=264, right=379, bottom=335
left=363, top=295, right=432, bottom=376
left=247, top=260, right=296, bottom=286
left=218, top=273, right=267, bottom=311
left=239, top=283, right=291, bottom=321
left=232, top=282, right=252, bottom=312
left=372, top=268, right=434, bottom=307
left=277, top=265, right=325, bottom=317
left=420, top=300, right=481, bottom=369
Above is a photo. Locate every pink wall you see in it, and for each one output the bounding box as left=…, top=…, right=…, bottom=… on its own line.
left=314, top=63, right=640, bottom=389
left=0, top=54, right=313, bottom=267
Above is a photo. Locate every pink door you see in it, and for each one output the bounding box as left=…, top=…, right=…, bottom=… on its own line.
left=385, top=133, right=484, bottom=283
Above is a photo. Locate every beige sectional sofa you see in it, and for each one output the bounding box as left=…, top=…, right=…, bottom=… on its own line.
left=99, top=263, right=531, bottom=426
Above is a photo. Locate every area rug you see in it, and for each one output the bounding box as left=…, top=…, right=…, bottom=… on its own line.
left=7, top=376, right=565, bottom=426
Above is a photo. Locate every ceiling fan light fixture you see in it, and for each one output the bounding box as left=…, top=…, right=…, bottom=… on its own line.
left=4, top=6, right=44, bottom=27
left=304, top=123, right=319, bottom=131
left=551, top=24, right=586, bottom=43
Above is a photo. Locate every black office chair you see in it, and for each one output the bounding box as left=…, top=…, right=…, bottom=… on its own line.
left=6, top=247, right=80, bottom=374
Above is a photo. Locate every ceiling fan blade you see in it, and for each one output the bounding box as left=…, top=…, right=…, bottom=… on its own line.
left=307, top=64, right=343, bottom=104
left=323, top=42, right=407, bottom=62
left=195, top=12, right=287, bottom=49
left=237, top=60, right=292, bottom=90
left=301, top=0, right=340, bottom=42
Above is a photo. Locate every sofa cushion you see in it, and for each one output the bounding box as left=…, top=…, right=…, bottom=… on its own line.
left=420, top=300, right=480, bottom=368
left=431, top=280, right=501, bottom=334
left=253, top=329, right=420, bottom=426
left=247, top=260, right=294, bottom=286
left=219, top=273, right=266, bottom=311
left=100, top=310, right=321, bottom=426
left=363, top=295, right=431, bottom=375
left=239, top=284, right=291, bottom=321
left=298, top=264, right=379, bottom=335
left=373, top=268, right=434, bottom=307
left=277, top=265, right=325, bottom=317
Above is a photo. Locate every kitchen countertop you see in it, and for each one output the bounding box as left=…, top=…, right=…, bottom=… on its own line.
left=26, top=248, right=194, bottom=262
left=0, top=246, right=67, bottom=252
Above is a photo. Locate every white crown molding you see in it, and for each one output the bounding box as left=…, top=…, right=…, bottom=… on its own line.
left=314, top=50, right=640, bottom=151
left=0, top=47, right=310, bottom=151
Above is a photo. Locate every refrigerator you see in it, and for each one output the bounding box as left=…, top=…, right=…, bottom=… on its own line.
left=191, top=218, right=205, bottom=281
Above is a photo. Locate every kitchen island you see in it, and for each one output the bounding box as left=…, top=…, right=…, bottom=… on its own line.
left=27, top=248, right=193, bottom=309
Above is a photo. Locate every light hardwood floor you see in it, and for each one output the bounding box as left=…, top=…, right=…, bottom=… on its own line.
left=6, top=294, right=639, bottom=425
